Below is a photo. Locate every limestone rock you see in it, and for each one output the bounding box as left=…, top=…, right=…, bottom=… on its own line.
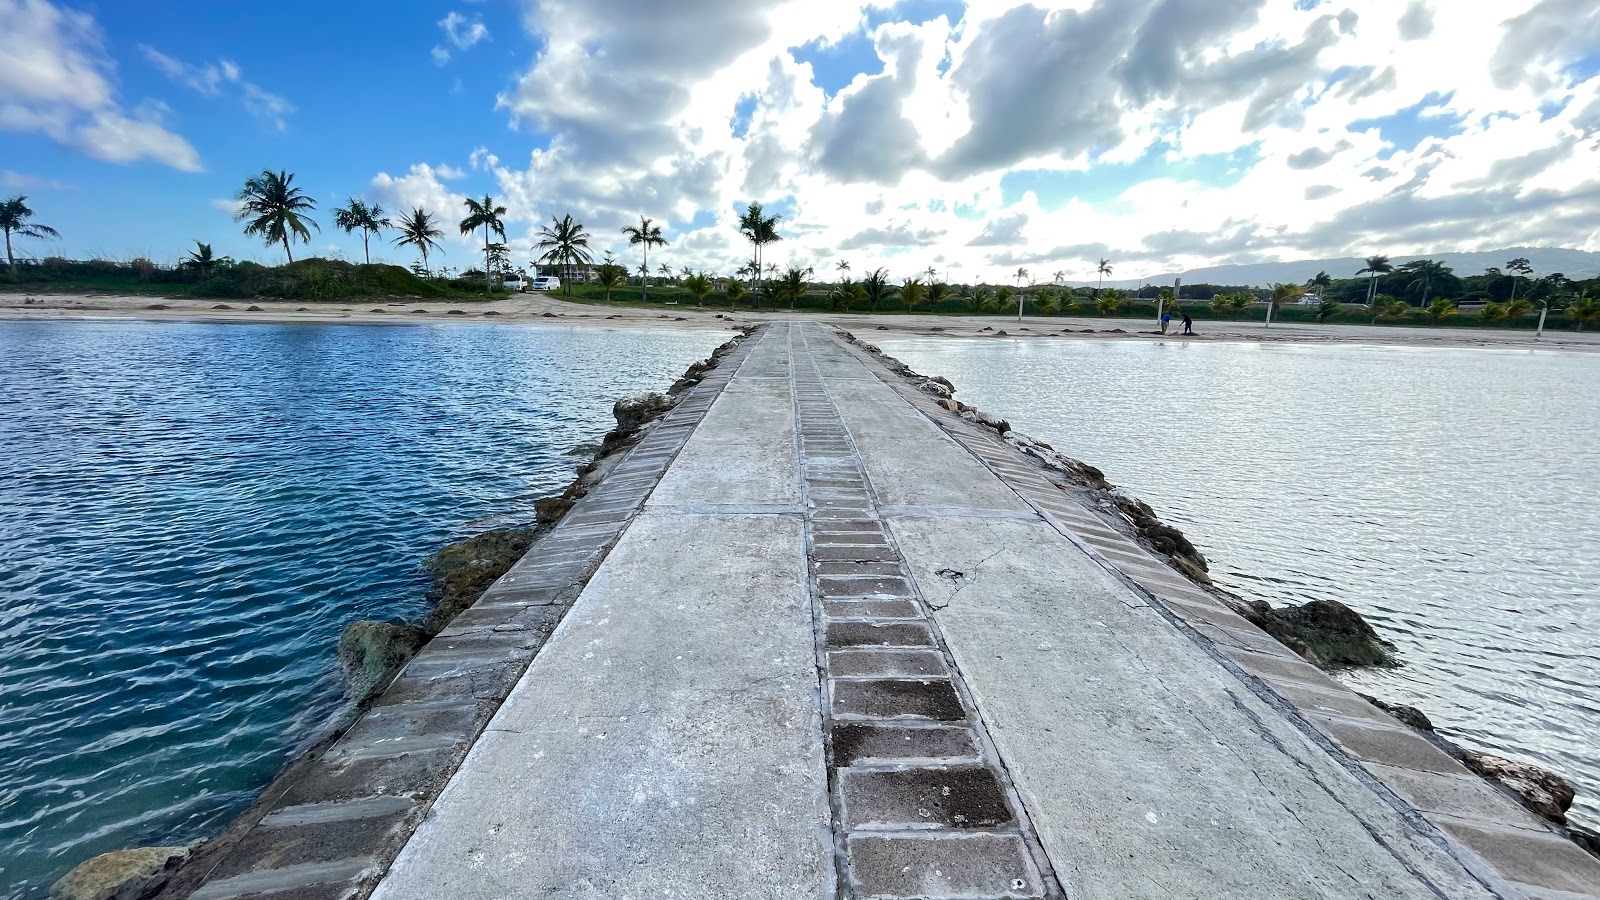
left=50, top=846, right=189, bottom=900
left=1267, top=599, right=1395, bottom=668
left=918, top=380, right=953, bottom=399
left=613, top=393, right=676, bottom=432
left=1463, top=751, right=1576, bottom=823
left=337, top=621, right=428, bottom=705
left=535, top=495, right=573, bottom=524
left=1358, top=694, right=1435, bottom=731
left=421, top=528, right=536, bottom=632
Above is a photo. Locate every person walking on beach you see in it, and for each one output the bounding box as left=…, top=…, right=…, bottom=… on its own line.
left=1180, top=312, right=1195, bottom=335
left=1160, top=310, right=1172, bottom=334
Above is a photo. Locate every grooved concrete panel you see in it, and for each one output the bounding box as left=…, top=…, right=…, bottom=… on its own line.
left=885, top=514, right=1498, bottom=900
left=370, top=513, right=829, bottom=899
left=649, top=376, right=799, bottom=507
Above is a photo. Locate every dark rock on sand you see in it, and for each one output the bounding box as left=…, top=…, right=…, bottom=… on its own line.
left=1359, top=694, right=1435, bottom=731
left=246, top=305, right=264, bottom=312
left=50, top=846, right=190, bottom=900
left=145, top=304, right=169, bottom=310
left=211, top=304, right=233, bottom=310
left=1259, top=599, right=1395, bottom=668
left=421, top=528, right=537, bottom=633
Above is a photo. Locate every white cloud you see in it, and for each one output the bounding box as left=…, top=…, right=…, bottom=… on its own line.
left=0, top=170, right=73, bottom=191
left=140, top=44, right=294, bottom=132
left=392, top=0, right=1600, bottom=282
left=0, top=0, right=201, bottom=171
left=434, top=11, right=489, bottom=63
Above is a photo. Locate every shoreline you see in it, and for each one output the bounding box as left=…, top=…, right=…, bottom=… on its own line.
left=4, top=292, right=1599, bottom=351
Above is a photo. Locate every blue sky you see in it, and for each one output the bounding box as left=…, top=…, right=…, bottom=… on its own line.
left=3, top=0, right=1598, bottom=280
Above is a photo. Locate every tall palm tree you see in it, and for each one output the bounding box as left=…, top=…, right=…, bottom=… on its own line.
left=862, top=267, right=892, bottom=312
left=1306, top=270, right=1332, bottom=299
left=620, top=216, right=667, bottom=302
left=1357, top=255, right=1393, bottom=306
left=836, top=259, right=850, bottom=280
left=724, top=279, right=747, bottom=310
left=236, top=169, right=318, bottom=263
left=393, top=207, right=444, bottom=274
left=333, top=198, right=390, bottom=265
left=1402, top=259, right=1449, bottom=306
left=0, top=195, right=60, bottom=271
left=782, top=266, right=813, bottom=309
left=459, top=195, right=508, bottom=290
left=534, top=213, right=593, bottom=297
left=1096, top=258, right=1112, bottom=295
left=1270, top=282, right=1306, bottom=311
left=901, top=276, right=925, bottom=311
left=1052, top=269, right=1066, bottom=284
left=738, top=202, right=782, bottom=291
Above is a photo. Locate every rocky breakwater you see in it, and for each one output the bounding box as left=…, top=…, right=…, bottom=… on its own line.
left=839, top=329, right=1598, bottom=859
left=50, top=327, right=756, bottom=900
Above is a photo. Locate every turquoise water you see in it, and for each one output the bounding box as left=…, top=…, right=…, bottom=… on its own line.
left=0, top=321, right=730, bottom=899
left=880, top=336, right=1600, bottom=824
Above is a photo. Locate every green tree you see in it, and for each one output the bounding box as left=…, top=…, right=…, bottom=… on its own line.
left=724, top=278, right=747, bottom=309
left=1096, top=257, right=1112, bottom=295
left=183, top=240, right=216, bottom=279
left=594, top=254, right=626, bottom=301
left=1506, top=257, right=1533, bottom=305
left=862, top=267, right=892, bottom=312
left=995, top=285, right=1014, bottom=313
left=1306, top=270, right=1333, bottom=298
left=1480, top=301, right=1508, bottom=327
left=1423, top=296, right=1457, bottom=325
left=332, top=198, right=389, bottom=264
left=900, top=277, right=925, bottom=311
left=392, top=207, right=445, bottom=274
left=1505, top=297, right=1535, bottom=320
left=1357, top=254, right=1393, bottom=306
left=928, top=281, right=950, bottom=312
left=974, top=286, right=996, bottom=312
left=1399, top=258, right=1450, bottom=306
left=738, top=202, right=782, bottom=292
left=1314, top=297, right=1340, bottom=324
left=1095, top=288, right=1126, bottom=317
left=683, top=271, right=713, bottom=307
left=1371, top=294, right=1408, bottom=323
left=1270, top=282, right=1306, bottom=311
left=828, top=278, right=855, bottom=311
left=620, top=216, right=668, bottom=302
left=1227, top=292, right=1253, bottom=317
left=459, top=195, right=508, bottom=291
left=1210, top=294, right=1232, bottom=317
left=835, top=259, right=850, bottom=280
left=235, top=169, right=318, bottom=263
left=534, top=214, right=593, bottom=297
left=485, top=242, right=511, bottom=277
left=1565, top=292, right=1600, bottom=331
left=781, top=266, right=812, bottom=308
left=0, top=195, right=60, bottom=271
left=1035, top=288, right=1059, bottom=315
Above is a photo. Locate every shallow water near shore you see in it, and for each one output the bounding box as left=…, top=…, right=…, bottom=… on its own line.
left=0, top=321, right=730, bottom=899
left=879, top=334, right=1600, bottom=824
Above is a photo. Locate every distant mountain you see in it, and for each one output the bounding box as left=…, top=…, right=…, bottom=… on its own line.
left=1086, top=248, right=1600, bottom=289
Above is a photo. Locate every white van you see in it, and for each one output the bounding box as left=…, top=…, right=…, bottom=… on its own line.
left=502, top=274, right=526, bottom=292
left=531, top=276, right=561, bottom=292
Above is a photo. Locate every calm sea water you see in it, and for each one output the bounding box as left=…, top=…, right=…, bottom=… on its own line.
left=0, top=321, right=730, bottom=899
left=880, top=335, right=1600, bottom=823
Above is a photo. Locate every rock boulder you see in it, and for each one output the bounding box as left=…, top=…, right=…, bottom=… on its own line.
left=1463, top=751, right=1576, bottom=823
left=337, top=621, right=428, bottom=706
left=50, top=846, right=189, bottom=900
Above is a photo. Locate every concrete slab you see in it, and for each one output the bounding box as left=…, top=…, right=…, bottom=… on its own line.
left=370, top=511, right=831, bottom=900
left=886, top=514, right=1497, bottom=900
left=649, top=358, right=798, bottom=507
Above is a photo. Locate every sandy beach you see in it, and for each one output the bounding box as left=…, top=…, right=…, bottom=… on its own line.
left=3, top=291, right=1598, bottom=351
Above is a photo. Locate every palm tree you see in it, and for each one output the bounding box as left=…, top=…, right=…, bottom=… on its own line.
left=1, top=195, right=60, bottom=271
left=620, top=216, right=667, bottom=302
left=901, top=277, right=925, bottom=311
left=1357, top=255, right=1393, bottom=306
left=724, top=279, right=747, bottom=309
left=835, top=259, right=850, bottom=280
left=1306, top=270, right=1332, bottom=299
left=183, top=240, right=216, bottom=279
left=1565, top=292, right=1600, bottom=331
left=595, top=256, right=625, bottom=301
left=1095, top=289, right=1126, bottom=317
left=683, top=271, right=713, bottom=307
left=1505, top=297, right=1535, bottom=321
left=1402, top=259, right=1449, bottom=306
left=1096, top=258, right=1112, bottom=295
left=1423, top=297, right=1457, bottom=325
left=393, top=207, right=444, bottom=274
left=1270, top=282, right=1306, bottom=311
left=1053, top=269, right=1066, bottom=284
left=332, top=198, right=390, bottom=265
left=1480, top=301, right=1509, bottom=328
left=928, top=281, right=950, bottom=312
left=828, top=278, right=855, bottom=312
left=1371, top=294, right=1408, bottom=324
left=862, top=267, right=892, bottom=312
left=737, top=202, right=781, bottom=291
left=781, top=266, right=812, bottom=308
left=658, top=263, right=673, bottom=285
left=1314, top=297, right=1340, bottom=324
left=534, top=213, right=593, bottom=297
left=459, top=195, right=508, bottom=291
left=235, top=169, right=318, bottom=263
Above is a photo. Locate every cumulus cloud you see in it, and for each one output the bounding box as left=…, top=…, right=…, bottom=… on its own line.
left=0, top=0, right=200, bottom=171
left=369, top=0, right=1600, bottom=281
left=140, top=45, right=294, bottom=131
left=0, top=170, right=73, bottom=191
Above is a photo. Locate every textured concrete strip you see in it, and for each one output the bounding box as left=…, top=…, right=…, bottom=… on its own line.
left=846, top=833, right=1044, bottom=899
left=188, top=859, right=373, bottom=900
left=1431, top=817, right=1600, bottom=895
left=258, top=795, right=415, bottom=828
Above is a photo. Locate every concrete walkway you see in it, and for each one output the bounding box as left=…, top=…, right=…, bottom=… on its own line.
left=368, top=324, right=1595, bottom=900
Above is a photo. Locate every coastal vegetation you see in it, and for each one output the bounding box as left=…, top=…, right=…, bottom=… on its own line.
left=5, top=186, right=1600, bottom=328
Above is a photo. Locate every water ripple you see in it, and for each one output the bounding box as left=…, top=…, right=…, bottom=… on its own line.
left=0, top=321, right=729, bottom=899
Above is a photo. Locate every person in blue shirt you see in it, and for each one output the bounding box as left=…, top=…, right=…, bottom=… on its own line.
left=1160, top=310, right=1172, bottom=334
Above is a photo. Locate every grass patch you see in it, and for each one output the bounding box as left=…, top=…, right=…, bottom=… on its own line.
left=2, top=257, right=511, bottom=302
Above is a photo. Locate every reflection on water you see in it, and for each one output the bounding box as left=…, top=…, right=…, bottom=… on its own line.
left=880, top=335, right=1600, bottom=822
left=0, top=321, right=729, bottom=899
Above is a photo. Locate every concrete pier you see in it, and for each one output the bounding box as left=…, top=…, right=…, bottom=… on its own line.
left=177, top=323, right=1599, bottom=900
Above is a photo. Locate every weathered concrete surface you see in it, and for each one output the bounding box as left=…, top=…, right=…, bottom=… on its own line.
left=360, top=323, right=1594, bottom=900
left=370, top=332, right=831, bottom=899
